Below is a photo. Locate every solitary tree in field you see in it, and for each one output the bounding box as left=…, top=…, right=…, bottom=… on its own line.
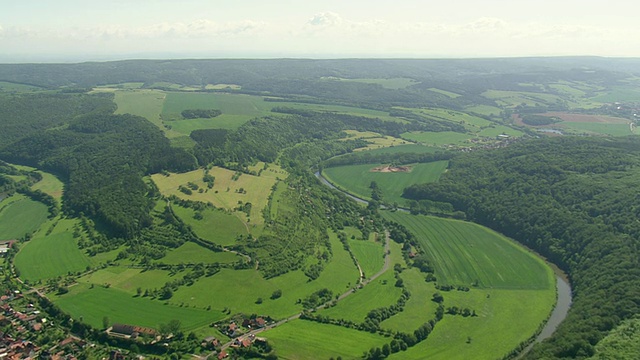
left=103, top=316, right=110, bottom=329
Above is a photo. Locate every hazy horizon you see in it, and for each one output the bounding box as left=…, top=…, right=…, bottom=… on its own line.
left=2, top=0, right=639, bottom=63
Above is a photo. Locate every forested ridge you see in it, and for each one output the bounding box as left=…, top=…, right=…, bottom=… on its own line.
left=403, top=136, right=640, bottom=358
left=1, top=113, right=196, bottom=238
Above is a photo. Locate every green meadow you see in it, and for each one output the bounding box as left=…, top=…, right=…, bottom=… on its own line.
left=427, top=88, right=461, bottom=98
left=401, top=131, right=473, bottom=146
left=330, top=77, right=419, bottom=89
left=53, top=284, right=225, bottom=332
left=357, top=144, right=440, bottom=155
left=31, top=171, right=65, bottom=199
left=159, top=242, right=241, bottom=264
left=0, top=194, right=49, bottom=240
left=382, top=212, right=552, bottom=290
left=465, top=105, right=503, bottom=117
left=380, top=268, right=438, bottom=332
left=322, top=161, right=448, bottom=205
left=349, top=238, right=385, bottom=279
left=320, top=270, right=402, bottom=323
left=265, top=319, right=389, bottom=360
left=561, top=122, right=633, bottom=136
left=172, top=205, right=248, bottom=246
left=0, top=81, right=42, bottom=92
left=14, top=218, right=93, bottom=281
left=164, top=231, right=359, bottom=319
left=389, top=287, right=555, bottom=360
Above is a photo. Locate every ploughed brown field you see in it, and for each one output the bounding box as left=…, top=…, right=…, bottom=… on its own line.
left=370, top=165, right=412, bottom=173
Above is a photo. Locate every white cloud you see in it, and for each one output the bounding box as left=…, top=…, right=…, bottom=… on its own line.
left=307, top=12, right=343, bottom=27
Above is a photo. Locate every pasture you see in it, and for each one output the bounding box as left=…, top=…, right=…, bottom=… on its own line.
left=590, top=85, right=640, bottom=103
left=172, top=205, right=248, bottom=246
left=349, top=238, right=385, bottom=278
left=388, top=287, right=555, bottom=360
left=0, top=81, right=42, bottom=92
left=561, top=122, right=633, bottom=136
left=14, top=218, right=93, bottom=281
left=482, top=90, right=564, bottom=108
left=320, top=270, right=402, bottom=323
left=31, top=171, right=64, bottom=199
left=0, top=194, right=49, bottom=240
left=357, top=144, right=439, bottom=155
left=324, top=77, right=418, bottom=89
left=382, top=212, right=553, bottom=290
left=401, top=131, right=473, bottom=146
left=415, top=107, right=492, bottom=129
left=53, top=284, right=225, bottom=332
left=478, top=125, right=524, bottom=137
left=160, top=242, right=241, bottom=264
left=465, top=105, right=503, bottom=117
left=427, top=88, right=461, bottom=98
left=322, top=161, right=448, bottom=205
left=111, top=89, right=184, bottom=138
left=342, top=130, right=409, bottom=150
left=166, top=231, right=359, bottom=319
left=151, top=165, right=286, bottom=226
left=380, top=268, right=438, bottom=332
left=265, top=319, right=388, bottom=360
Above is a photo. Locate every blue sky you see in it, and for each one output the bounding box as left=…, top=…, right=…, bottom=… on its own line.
left=1, top=0, right=638, bottom=62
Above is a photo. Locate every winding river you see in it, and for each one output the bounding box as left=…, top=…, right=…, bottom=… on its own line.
left=315, top=170, right=573, bottom=357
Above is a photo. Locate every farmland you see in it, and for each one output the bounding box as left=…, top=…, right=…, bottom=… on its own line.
left=325, top=77, right=419, bottom=89
left=348, top=238, right=385, bottom=278
left=401, top=131, right=474, bottom=146
left=388, top=287, right=555, bottom=360
left=380, top=268, right=438, bottom=332
left=265, top=320, right=389, bottom=360
left=14, top=219, right=93, bottom=281
left=53, top=284, right=225, bottom=332
left=171, top=205, right=248, bottom=246
left=322, top=161, right=448, bottom=205
left=159, top=242, right=241, bottom=265
left=0, top=194, right=49, bottom=240
left=382, top=212, right=552, bottom=290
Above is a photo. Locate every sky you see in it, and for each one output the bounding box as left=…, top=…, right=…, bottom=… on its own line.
left=1, top=0, right=639, bottom=62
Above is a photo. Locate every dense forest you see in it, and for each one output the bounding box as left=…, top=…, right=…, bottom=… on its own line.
left=404, top=137, right=640, bottom=358
left=1, top=113, right=195, bottom=237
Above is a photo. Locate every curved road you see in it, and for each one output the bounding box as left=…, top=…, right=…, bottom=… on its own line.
left=217, top=231, right=391, bottom=353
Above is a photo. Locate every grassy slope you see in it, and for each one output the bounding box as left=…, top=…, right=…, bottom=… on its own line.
left=159, top=242, right=241, bottom=264
left=380, top=268, right=438, bottom=332
left=561, top=122, right=633, bottom=136
left=0, top=194, right=49, bottom=240
left=31, top=171, right=65, bottom=200
left=165, top=231, right=359, bottom=319
left=382, top=212, right=551, bottom=289
left=322, top=161, right=448, bottom=205
left=172, top=205, right=248, bottom=246
left=390, top=287, right=555, bottom=360
left=14, top=218, right=92, bottom=281
left=320, top=270, right=402, bottom=323
left=349, top=238, right=385, bottom=279
left=152, top=166, right=286, bottom=226
left=380, top=213, right=555, bottom=359
left=401, top=131, right=473, bottom=146
left=265, top=319, right=388, bottom=360
left=111, top=89, right=184, bottom=139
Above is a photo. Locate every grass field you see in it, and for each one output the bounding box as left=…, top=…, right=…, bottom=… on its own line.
left=31, top=171, right=64, bottom=199
left=0, top=194, right=49, bottom=241
left=166, top=231, right=359, bottom=319
left=322, top=161, right=448, bottom=205
left=320, top=270, right=402, bottom=323
left=111, top=89, right=184, bottom=138
left=152, top=165, right=286, bottom=226
left=14, top=218, right=93, bottom=281
left=160, top=242, right=241, bottom=264
left=478, top=125, right=524, bottom=137
left=401, top=131, right=474, bottom=146
left=465, top=105, right=503, bottom=117
left=342, top=130, right=410, bottom=150
left=0, top=81, right=42, bottom=92
left=416, top=107, right=492, bottom=129
left=427, top=88, right=461, bottom=98
left=326, top=77, right=419, bottom=90
left=53, top=284, right=225, bottom=332
left=482, top=90, right=564, bottom=107
left=172, top=205, right=248, bottom=246
left=356, top=144, right=439, bottom=155
left=388, top=287, right=555, bottom=360
left=382, top=212, right=552, bottom=290
left=349, top=238, right=385, bottom=278
left=380, top=268, right=438, bottom=332
left=265, top=319, right=388, bottom=360
left=561, top=122, right=633, bottom=136
left=590, top=86, right=640, bottom=103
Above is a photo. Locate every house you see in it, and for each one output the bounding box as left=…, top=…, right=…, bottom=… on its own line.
left=226, top=323, right=238, bottom=337
left=217, top=350, right=228, bottom=359
left=109, top=323, right=157, bottom=338
left=201, top=336, right=219, bottom=349
left=241, top=338, right=252, bottom=348
left=0, top=241, right=15, bottom=257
